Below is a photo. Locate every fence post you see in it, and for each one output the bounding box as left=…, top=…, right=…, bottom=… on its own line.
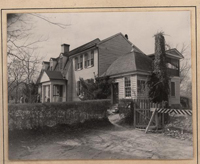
left=155, top=103, right=158, bottom=129
left=161, top=102, right=164, bottom=128
left=133, top=100, right=136, bottom=128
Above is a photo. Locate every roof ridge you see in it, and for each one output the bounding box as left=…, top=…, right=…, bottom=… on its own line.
left=69, top=38, right=100, bottom=53
left=98, top=32, right=133, bottom=46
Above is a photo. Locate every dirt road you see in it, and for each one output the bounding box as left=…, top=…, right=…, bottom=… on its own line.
left=9, top=114, right=193, bottom=160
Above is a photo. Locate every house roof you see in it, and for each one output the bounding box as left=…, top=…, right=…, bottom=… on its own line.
left=148, top=48, right=184, bottom=59
left=98, top=32, right=144, bottom=54
left=98, top=32, right=131, bottom=45
left=44, top=70, right=64, bottom=80
left=69, top=38, right=101, bottom=56
left=50, top=57, right=58, bottom=61
left=102, top=50, right=152, bottom=77
left=68, top=33, right=144, bottom=57
left=43, top=61, right=50, bottom=64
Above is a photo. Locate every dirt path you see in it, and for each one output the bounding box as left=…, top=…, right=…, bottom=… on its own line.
left=9, top=114, right=193, bottom=160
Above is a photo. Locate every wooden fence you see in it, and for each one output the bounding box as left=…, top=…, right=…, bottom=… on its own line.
left=118, top=99, right=166, bottom=129
left=133, top=99, right=166, bottom=129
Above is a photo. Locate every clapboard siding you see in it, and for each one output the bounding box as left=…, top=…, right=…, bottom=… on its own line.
left=114, top=75, right=137, bottom=99
left=131, top=75, right=137, bottom=99
left=114, top=78, right=124, bottom=99
left=98, top=34, right=132, bottom=76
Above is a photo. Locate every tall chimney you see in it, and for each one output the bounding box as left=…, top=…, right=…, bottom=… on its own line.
left=154, top=32, right=166, bottom=76
left=61, top=44, right=70, bottom=54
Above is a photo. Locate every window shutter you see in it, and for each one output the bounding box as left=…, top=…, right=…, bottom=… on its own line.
left=91, top=51, right=94, bottom=66
left=80, top=55, right=83, bottom=69
left=77, top=81, right=80, bottom=96
left=85, top=53, right=88, bottom=68
left=75, top=58, right=78, bottom=70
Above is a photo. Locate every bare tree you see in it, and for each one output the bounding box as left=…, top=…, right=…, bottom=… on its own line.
left=7, top=13, right=69, bottom=103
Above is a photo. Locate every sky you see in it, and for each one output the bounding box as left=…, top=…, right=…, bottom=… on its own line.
left=12, top=11, right=192, bottom=64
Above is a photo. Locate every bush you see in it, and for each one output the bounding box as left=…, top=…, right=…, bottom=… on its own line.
left=8, top=100, right=111, bottom=130
left=118, top=99, right=134, bottom=124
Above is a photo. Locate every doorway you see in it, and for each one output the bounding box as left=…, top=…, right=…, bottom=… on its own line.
left=113, top=83, right=119, bottom=104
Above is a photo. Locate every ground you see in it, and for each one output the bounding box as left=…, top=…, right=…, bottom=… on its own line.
left=9, top=113, right=193, bottom=160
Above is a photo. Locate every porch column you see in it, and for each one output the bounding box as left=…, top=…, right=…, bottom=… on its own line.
left=111, top=83, right=114, bottom=105
left=42, top=85, right=45, bottom=103
left=50, top=83, right=53, bottom=102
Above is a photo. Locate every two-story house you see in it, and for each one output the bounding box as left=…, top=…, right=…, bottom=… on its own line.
left=37, top=32, right=183, bottom=107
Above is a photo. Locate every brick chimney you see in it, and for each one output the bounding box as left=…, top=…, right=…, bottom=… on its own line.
left=61, top=44, right=70, bottom=54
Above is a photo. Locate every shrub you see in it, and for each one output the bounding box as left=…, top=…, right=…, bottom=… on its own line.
left=8, top=99, right=111, bottom=130
left=118, top=99, right=134, bottom=124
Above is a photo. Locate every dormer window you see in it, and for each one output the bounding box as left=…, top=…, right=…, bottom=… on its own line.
left=50, top=60, right=53, bottom=71
left=85, top=50, right=94, bottom=68
left=59, top=55, right=63, bottom=70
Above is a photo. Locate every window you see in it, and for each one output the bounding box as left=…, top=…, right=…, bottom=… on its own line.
left=85, top=50, right=94, bottom=68
left=171, top=82, right=175, bottom=97
left=125, top=76, right=131, bottom=97
left=50, top=61, right=53, bottom=71
left=137, top=80, right=146, bottom=94
left=75, top=55, right=83, bottom=70
left=53, top=85, right=63, bottom=97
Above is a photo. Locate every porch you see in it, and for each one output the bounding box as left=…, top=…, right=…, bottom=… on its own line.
left=39, top=80, right=67, bottom=103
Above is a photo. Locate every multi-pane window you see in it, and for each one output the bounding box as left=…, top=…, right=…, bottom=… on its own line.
left=171, top=82, right=175, bottom=97
left=85, top=50, right=94, bottom=68
left=137, top=80, right=146, bottom=94
left=125, top=76, right=131, bottom=97
left=53, top=85, right=63, bottom=97
left=75, top=55, right=83, bottom=70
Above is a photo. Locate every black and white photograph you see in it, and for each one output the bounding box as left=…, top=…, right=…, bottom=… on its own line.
left=7, top=11, right=193, bottom=160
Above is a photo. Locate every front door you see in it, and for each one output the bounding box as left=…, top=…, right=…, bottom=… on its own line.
left=113, top=83, right=119, bottom=104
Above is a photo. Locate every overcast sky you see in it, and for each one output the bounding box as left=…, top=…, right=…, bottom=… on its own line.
left=14, top=11, right=191, bottom=63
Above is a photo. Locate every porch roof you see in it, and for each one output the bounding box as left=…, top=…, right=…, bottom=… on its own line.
left=44, top=70, right=64, bottom=80
left=148, top=48, right=184, bottom=59
left=102, top=50, right=152, bottom=77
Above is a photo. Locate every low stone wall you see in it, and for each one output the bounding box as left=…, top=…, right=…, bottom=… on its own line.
left=8, top=100, right=111, bottom=130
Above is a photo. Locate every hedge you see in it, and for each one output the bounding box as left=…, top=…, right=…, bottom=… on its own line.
left=8, top=99, right=111, bottom=130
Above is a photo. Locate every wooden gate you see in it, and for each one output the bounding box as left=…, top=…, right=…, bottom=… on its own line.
left=133, top=99, right=165, bottom=129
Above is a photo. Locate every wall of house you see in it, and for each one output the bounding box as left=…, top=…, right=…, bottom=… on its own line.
left=40, top=72, right=50, bottom=83
left=65, top=59, right=73, bottom=102
left=114, top=75, right=137, bottom=100
left=136, top=75, right=149, bottom=99
left=69, top=48, right=98, bottom=101
left=98, top=34, right=132, bottom=76
left=169, top=77, right=180, bottom=107
left=41, top=81, right=51, bottom=103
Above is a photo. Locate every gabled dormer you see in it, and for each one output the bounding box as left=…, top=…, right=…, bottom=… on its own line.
left=49, top=58, right=57, bottom=71
left=42, top=61, right=50, bottom=70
